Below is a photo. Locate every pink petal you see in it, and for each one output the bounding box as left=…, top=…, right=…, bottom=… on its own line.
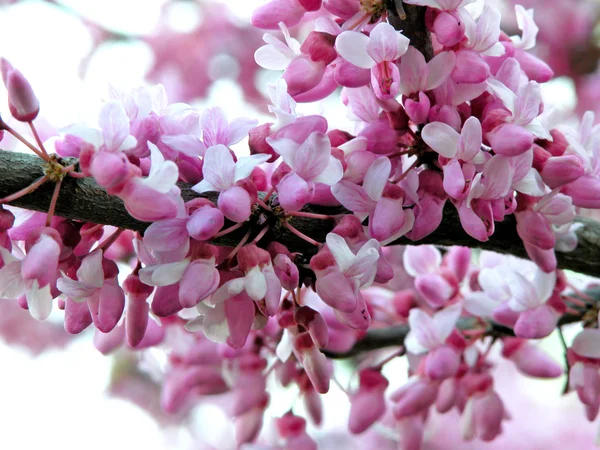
left=366, top=22, right=409, bottom=63
left=331, top=181, right=375, bottom=212
left=225, top=293, right=255, bottom=349
left=399, top=46, right=428, bottom=96
left=202, top=144, right=236, bottom=191
left=402, top=245, right=442, bottom=276
left=98, top=101, right=130, bottom=152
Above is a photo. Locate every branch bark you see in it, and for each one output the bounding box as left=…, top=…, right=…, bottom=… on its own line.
left=1, top=151, right=600, bottom=276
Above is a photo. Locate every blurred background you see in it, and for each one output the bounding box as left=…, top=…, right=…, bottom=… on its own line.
left=0, top=0, right=598, bottom=448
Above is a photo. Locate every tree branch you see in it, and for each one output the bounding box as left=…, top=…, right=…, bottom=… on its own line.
left=1, top=151, right=599, bottom=276
left=386, top=1, right=434, bottom=61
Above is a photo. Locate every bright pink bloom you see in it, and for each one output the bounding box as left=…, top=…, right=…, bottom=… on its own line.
left=335, top=22, right=410, bottom=99
left=192, top=144, right=269, bottom=221
left=332, top=156, right=415, bottom=242
left=267, top=131, right=343, bottom=210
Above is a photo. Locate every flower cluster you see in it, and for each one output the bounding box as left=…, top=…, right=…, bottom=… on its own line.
left=0, top=0, right=598, bottom=447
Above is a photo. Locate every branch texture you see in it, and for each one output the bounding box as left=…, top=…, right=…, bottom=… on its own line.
left=1, top=151, right=599, bottom=276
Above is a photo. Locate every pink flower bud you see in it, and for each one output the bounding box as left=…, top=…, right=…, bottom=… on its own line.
left=22, top=231, right=61, bottom=287
left=276, top=413, right=317, bottom=450
left=514, top=48, right=554, bottom=83
left=273, top=254, right=299, bottom=291
left=179, top=260, right=220, bottom=308
left=434, top=11, right=465, bottom=47
left=436, top=377, right=458, bottom=413
left=323, top=0, right=359, bottom=19
left=301, top=31, right=337, bottom=64
left=451, top=50, right=490, bottom=84
left=236, top=396, right=268, bottom=446
left=283, top=56, right=327, bottom=97
left=276, top=172, right=314, bottom=211
left=391, top=379, right=438, bottom=418
left=249, top=123, right=278, bottom=162
left=444, top=246, right=471, bottom=282
left=334, top=59, right=371, bottom=87
left=93, top=324, right=124, bottom=355
left=64, top=297, right=92, bottom=334
left=186, top=205, right=224, bottom=241
left=404, top=92, right=431, bottom=125
left=90, top=152, right=131, bottom=189
left=151, top=284, right=183, bottom=317
left=425, top=346, right=460, bottom=380
left=514, top=304, right=559, bottom=339
left=540, top=155, right=585, bottom=188
left=89, top=279, right=125, bottom=333
left=123, top=275, right=153, bottom=347
left=414, top=273, right=454, bottom=308
left=502, top=338, right=562, bottom=378
left=218, top=185, right=253, bottom=222
left=251, top=0, right=305, bottom=29
left=348, top=369, right=388, bottom=434
left=161, top=366, right=227, bottom=414
left=2, top=60, right=39, bottom=122
left=561, top=175, right=600, bottom=209
left=295, top=332, right=330, bottom=393
left=294, top=306, right=329, bottom=349
left=487, top=123, right=533, bottom=156
left=315, top=267, right=358, bottom=313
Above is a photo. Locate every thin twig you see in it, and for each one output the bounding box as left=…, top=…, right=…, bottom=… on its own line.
left=45, top=178, right=62, bottom=226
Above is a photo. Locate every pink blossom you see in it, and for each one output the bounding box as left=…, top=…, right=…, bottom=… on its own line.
left=332, top=156, right=415, bottom=242
left=335, top=22, right=410, bottom=99
left=267, top=131, right=343, bottom=210
left=192, top=144, right=269, bottom=221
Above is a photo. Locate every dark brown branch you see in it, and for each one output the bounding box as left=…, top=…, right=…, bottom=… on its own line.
left=386, top=1, right=434, bottom=61
left=1, top=151, right=600, bottom=276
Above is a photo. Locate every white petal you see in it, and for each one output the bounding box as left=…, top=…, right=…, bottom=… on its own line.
left=228, top=118, right=258, bottom=145
left=0, top=261, right=25, bottom=298
left=335, top=31, right=375, bottom=69
left=138, top=259, right=190, bottom=286
left=433, top=302, right=462, bottom=341
left=512, top=168, right=545, bottom=196
left=421, top=122, right=460, bottom=158
left=234, top=154, right=271, bottom=182
left=191, top=179, right=217, bottom=194
left=507, top=272, right=540, bottom=312
left=203, top=144, right=236, bottom=191
left=326, top=233, right=355, bottom=273
left=425, top=51, right=456, bottom=91
left=363, top=157, right=391, bottom=201
left=532, top=269, right=556, bottom=303
left=276, top=328, right=294, bottom=362
left=245, top=266, right=267, bottom=301
left=56, top=276, right=96, bottom=302
left=26, top=281, right=53, bottom=321
left=312, top=156, right=344, bottom=185
left=76, top=250, right=104, bottom=288
left=403, top=245, right=442, bottom=276
left=463, top=291, right=499, bottom=317
left=146, top=142, right=179, bottom=193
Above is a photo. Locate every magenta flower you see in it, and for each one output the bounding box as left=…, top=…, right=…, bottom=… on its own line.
left=335, top=22, right=410, bottom=99
left=332, top=156, right=415, bottom=242
left=267, top=131, right=343, bottom=210
left=192, top=144, right=270, bottom=221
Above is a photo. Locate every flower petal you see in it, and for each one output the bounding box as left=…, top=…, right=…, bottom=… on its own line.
left=335, top=31, right=374, bottom=69
left=421, top=122, right=460, bottom=158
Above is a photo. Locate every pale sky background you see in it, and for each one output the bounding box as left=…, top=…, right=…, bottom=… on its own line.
left=0, top=1, right=589, bottom=449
